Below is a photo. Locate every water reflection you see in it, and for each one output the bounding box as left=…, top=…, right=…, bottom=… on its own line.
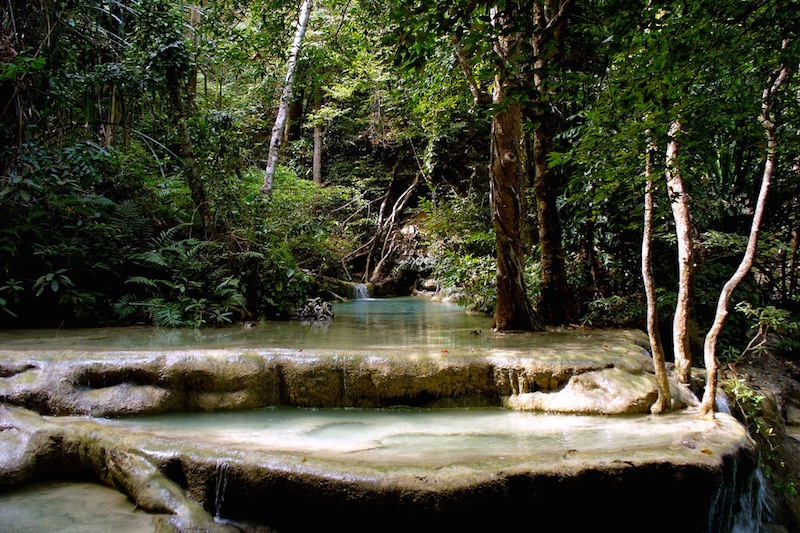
left=0, top=296, right=645, bottom=360
left=0, top=296, right=490, bottom=352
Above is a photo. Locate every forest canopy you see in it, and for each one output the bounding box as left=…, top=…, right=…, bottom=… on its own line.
left=1, top=0, right=799, bottom=377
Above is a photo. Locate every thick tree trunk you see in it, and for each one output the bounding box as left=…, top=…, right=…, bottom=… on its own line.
left=532, top=114, right=574, bottom=325
left=530, top=0, right=576, bottom=326
left=642, top=145, right=671, bottom=413
left=490, top=4, right=544, bottom=332
left=262, top=0, right=313, bottom=196
left=699, top=60, right=790, bottom=418
left=491, top=101, right=543, bottom=331
left=666, top=119, right=694, bottom=384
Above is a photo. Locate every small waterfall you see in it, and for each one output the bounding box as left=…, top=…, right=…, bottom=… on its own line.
left=269, top=361, right=280, bottom=405
left=716, top=391, right=733, bottom=414
left=707, top=391, right=774, bottom=532
left=341, top=367, right=347, bottom=403
left=352, top=283, right=370, bottom=300
left=730, top=467, right=771, bottom=533
left=214, top=461, right=229, bottom=519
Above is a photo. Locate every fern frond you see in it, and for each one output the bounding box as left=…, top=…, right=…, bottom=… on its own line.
left=150, top=224, right=188, bottom=249
left=132, top=251, right=169, bottom=267
left=152, top=306, right=184, bottom=327
left=114, top=199, right=141, bottom=221
left=235, top=250, right=266, bottom=260
left=113, top=294, right=141, bottom=319
left=125, top=275, right=160, bottom=287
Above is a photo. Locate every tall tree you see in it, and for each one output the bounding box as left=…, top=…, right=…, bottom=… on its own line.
left=643, top=140, right=672, bottom=413
left=490, top=2, right=543, bottom=331
left=262, top=0, right=314, bottom=196
left=387, top=0, right=591, bottom=330
left=699, top=43, right=793, bottom=418
left=665, top=119, right=694, bottom=384
left=529, top=0, right=577, bottom=327
left=139, top=0, right=215, bottom=236
left=312, top=85, right=323, bottom=185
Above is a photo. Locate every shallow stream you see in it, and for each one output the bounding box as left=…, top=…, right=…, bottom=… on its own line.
left=1, top=296, right=487, bottom=352
left=0, top=296, right=764, bottom=531
left=97, top=405, right=706, bottom=467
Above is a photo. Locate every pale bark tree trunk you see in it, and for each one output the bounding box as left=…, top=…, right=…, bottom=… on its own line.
left=313, top=121, right=323, bottom=185
left=642, top=143, right=671, bottom=413
left=490, top=3, right=544, bottom=332
left=261, top=0, right=313, bottom=196
left=699, top=57, right=791, bottom=418
left=104, top=86, right=118, bottom=148
left=666, top=119, right=694, bottom=384
left=530, top=0, right=576, bottom=326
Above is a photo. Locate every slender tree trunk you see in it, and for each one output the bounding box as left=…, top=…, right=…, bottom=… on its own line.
left=666, top=119, right=694, bottom=384
left=312, top=86, right=323, bottom=185
left=177, top=116, right=213, bottom=237
left=451, top=34, right=490, bottom=107
left=490, top=3, right=544, bottom=332
left=285, top=87, right=304, bottom=142
left=262, top=0, right=313, bottom=196
left=166, top=68, right=214, bottom=238
left=104, top=85, right=117, bottom=148
left=788, top=223, right=800, bottom=301
left=643, top=143, right=671, bottom=413
left=530, top=0, right=576, bottom=326
left=188, top=4, right=201, bottom=98
left=699, top=59, right=791, bottom=418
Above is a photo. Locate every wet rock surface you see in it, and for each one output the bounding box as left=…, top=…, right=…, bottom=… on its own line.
left=0, top=329, right=686, bottom=417
left=1, top=403, right=758, bottom=533
left=0, top=327, right=767, bottom=532
left=0, top=481, right=156, bottom=533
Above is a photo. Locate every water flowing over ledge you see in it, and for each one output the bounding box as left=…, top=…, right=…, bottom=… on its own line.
left=0, top=404, right=760, bottom=532
left=0, top=297, right=765, bottom=531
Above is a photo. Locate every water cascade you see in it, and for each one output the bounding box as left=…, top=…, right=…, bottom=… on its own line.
left=214, top=461, right=229, bottom=520
left=0, top=296, right=765, bottom=532
left=731, top=468, right=771, bottom=533
left=713, top=390, right=774, bottom=532
left=352, top=283, right=370, bottom=300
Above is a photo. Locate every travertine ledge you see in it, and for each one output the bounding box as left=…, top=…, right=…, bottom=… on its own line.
left=0, top=329, right=696, bottom=417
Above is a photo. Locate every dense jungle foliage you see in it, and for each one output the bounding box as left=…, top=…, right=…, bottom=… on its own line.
left=1, top=0, right=799, bottom=367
